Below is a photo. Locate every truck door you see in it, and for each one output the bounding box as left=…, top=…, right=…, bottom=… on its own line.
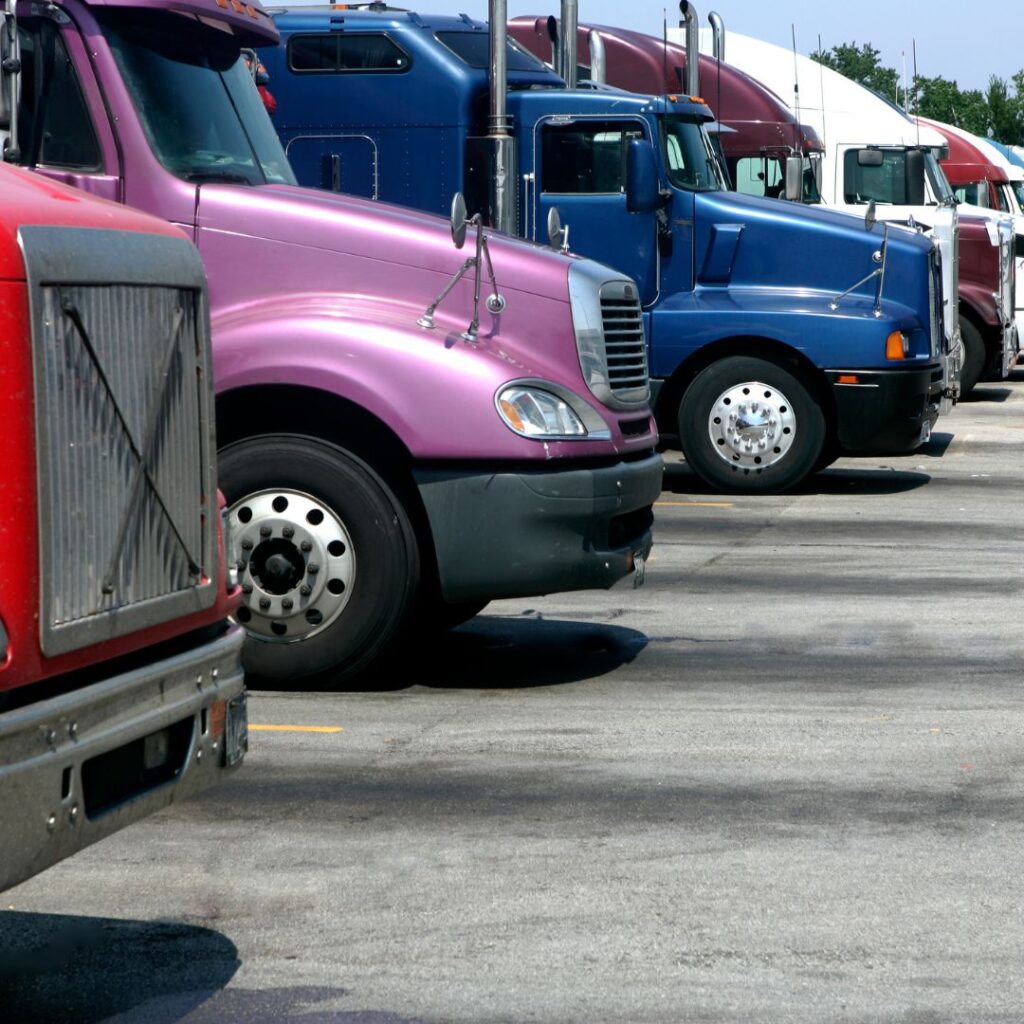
left=533, top=117, right=659, bottom=305
left=11, top=17, right=122, bottom=202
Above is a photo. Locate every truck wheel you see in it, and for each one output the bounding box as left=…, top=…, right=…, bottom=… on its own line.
left=679, top=356, right=824, bottom=494
left=958, top=316, right=985, bottom=396
left=218, top=435, right=419, bottom=684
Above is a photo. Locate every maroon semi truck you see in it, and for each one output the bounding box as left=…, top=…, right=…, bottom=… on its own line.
left=0, top=164, right=247, bottom=892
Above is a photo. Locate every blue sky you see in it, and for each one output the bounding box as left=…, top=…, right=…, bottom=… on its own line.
left=281, top=1, right=1022, bottom=93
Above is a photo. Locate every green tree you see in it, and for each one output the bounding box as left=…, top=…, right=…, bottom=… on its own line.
left=985, top=75, right=1023, bottom=145
left=810, top=42, right=900, bottom=103
left=914, top=75, right=990, bottom=136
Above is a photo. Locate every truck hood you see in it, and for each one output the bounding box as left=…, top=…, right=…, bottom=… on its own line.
left=693, top=190, right=934, bottom=299
left=196, top=183, right=581, bottom=303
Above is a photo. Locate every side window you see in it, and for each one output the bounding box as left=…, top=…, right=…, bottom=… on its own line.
left=288, top=33, right=411, bottom=73
left=540, top=120, right=644, bottom=195
left=17, top=21, right=101, bottom=170
left=730, top=156, right=784, bottom=198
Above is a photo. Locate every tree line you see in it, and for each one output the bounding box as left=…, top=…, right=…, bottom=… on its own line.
left=810, top=42, right=1024, bottom=146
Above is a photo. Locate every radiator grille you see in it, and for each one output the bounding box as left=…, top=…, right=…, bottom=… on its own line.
left=22, top=226, right=217, bottom=657
left=599, top=283, right=649, bottom=397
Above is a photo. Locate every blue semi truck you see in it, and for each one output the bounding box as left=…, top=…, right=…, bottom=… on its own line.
left=260, top=4, right=947, bottom=493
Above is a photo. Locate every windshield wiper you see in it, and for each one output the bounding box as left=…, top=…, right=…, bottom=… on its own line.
left=184, top=171, right=254, bottom=184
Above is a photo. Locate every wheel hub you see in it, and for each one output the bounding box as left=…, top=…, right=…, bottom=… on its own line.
left=707, top=380, right=797, bottom=472
left=226, top=489, right=356, bottom=643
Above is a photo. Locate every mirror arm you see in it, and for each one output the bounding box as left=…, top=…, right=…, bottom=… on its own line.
left=1, top=10, right=21, bottom=163
left=417, top=256, right=476, bottom=329
left=873, top=225, right=889, bottom=318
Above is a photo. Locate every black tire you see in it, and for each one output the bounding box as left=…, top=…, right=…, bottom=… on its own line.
left=218, top=435, right=419, bottom=684
left=958, top=315, right=985, bottom=396
left=678, top=356, right=825, bottom=494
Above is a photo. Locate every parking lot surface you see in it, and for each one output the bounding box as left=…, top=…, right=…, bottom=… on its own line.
left=4, top=376, right=1023, bottom=1024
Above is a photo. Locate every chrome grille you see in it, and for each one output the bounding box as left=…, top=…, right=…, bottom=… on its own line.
left=21, top=226, right=216, bottom=657
left=600, top=283, right=649, bottom=397
left=567, top=261, right=650, bottom=412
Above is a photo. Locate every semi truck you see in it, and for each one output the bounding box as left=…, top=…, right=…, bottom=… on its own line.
left=261, top=1, right=946, bottom=495
left=0, top=0, right=662, bottom=685
left=0, top=163, right=247, bottom=892
left=701, top=24, right=1018, bottom=395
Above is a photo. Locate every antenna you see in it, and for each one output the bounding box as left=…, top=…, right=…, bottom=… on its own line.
left=913, top=39, right=920, bottom=146
left=817, top=32, right=826, bottom=151
left=790, top=25, right=801, bottom=127
left=662, top=9, right=668, bottom=115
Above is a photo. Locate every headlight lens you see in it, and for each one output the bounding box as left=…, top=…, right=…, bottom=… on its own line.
left=497, top=386, right=588, bottom=438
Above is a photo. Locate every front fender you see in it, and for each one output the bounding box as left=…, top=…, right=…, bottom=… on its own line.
left=958, top=279, right=1000, bottom=327
left=211, top=295, right=629, bottom=461
left=649, top=288, right=927, bottom=377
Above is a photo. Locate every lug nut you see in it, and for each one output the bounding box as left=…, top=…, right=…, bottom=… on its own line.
left=259, top=598, right=271, bottom=610
left=300, top=584, right=312, bottom=597
left=282, top=597, right=294, bottom=610
left=242, top=583, right=253, bottom=594
left=300, top=540, right=312, bottom=553
left=283, top=526, right=294, bottom=539
left=241, top=539, right=253, bottom=551
left=307, top=563, right=319, bottom=575
left=260, top=525, right=272, bottom=538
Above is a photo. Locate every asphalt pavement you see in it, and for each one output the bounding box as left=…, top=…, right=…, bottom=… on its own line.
left=3, top=374, right=1023, bottom=1024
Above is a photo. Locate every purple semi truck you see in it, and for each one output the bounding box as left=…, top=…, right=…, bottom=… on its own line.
left=0, top=0, right=661, bottom=684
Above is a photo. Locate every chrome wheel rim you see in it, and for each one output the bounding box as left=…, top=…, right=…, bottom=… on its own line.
left=227, top=489, right=355, bottom=643
left=707, top=379, right=797, bottom=471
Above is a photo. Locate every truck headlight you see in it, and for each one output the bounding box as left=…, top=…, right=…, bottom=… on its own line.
left=497, top=386, right=588, bottom=438
left=885, top=330, right=911, bottom=360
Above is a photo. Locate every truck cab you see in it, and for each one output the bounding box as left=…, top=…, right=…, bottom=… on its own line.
left=264, top=5, right=946, bottom=494
left=0, top=0, right=662, bottom=684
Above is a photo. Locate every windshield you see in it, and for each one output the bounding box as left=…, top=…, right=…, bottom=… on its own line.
left=100, top=11, right=296, bottom=187
left=660, top=116, right=725, bottom=192
left=924, top=152, right=954, bottom=205
left=435, top=32, right=549, bottom=73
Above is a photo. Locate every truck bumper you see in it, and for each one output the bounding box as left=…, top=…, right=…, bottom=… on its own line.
left=829, top=364, right=944, bottom=454
left=414, top=452, right=663, bottom=602
left=0, top=626, right=245, bottom=892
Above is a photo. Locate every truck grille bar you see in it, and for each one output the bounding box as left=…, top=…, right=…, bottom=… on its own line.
left=600, top=285, right=649, bottom=396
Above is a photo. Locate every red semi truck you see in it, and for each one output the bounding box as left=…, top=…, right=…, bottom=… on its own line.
left=0, top=164, right=247, bottom=892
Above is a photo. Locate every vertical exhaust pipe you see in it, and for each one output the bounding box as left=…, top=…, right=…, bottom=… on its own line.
left=708, top=10, right=724, bottom=62
left=560, top=0, right=578, bottom=88
left=678, top=1, right=699, bottom=97
left=545, top=15, right=562, bottom=79
left=488, top=0, right=517, bottom=233
left=587, top=29, right=606, bottom=84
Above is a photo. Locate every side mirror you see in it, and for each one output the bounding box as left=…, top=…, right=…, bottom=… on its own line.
left=626, top=138, right=660, bottom=215
left=450, top=192, right=468, bottom=250
left=857, top=149, right=884, bottom=168
left=905, top=149, right=926, bottom=206
left=784, top=156, right=802, bottom=201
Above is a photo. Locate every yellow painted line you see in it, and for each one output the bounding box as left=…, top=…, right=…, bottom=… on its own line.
left=249, top=724, right=344, bottom=734
left=655, top=501, right=735, bottom=508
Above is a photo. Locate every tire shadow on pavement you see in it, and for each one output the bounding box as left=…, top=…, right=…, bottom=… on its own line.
left=662, top=461, right=932, bottom=497
left=0, top=911, right=239, bottom=1024
left=386, top=616, right=648, bottom=692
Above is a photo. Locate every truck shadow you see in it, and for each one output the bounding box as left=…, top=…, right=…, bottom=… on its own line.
left=248, top=618, right=648, bottom=693
left=961, top=384, right=1013, bottom=403
left=662, top=461, right=932, bottom=497
left=0, top=911, right=240, bottom=1024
